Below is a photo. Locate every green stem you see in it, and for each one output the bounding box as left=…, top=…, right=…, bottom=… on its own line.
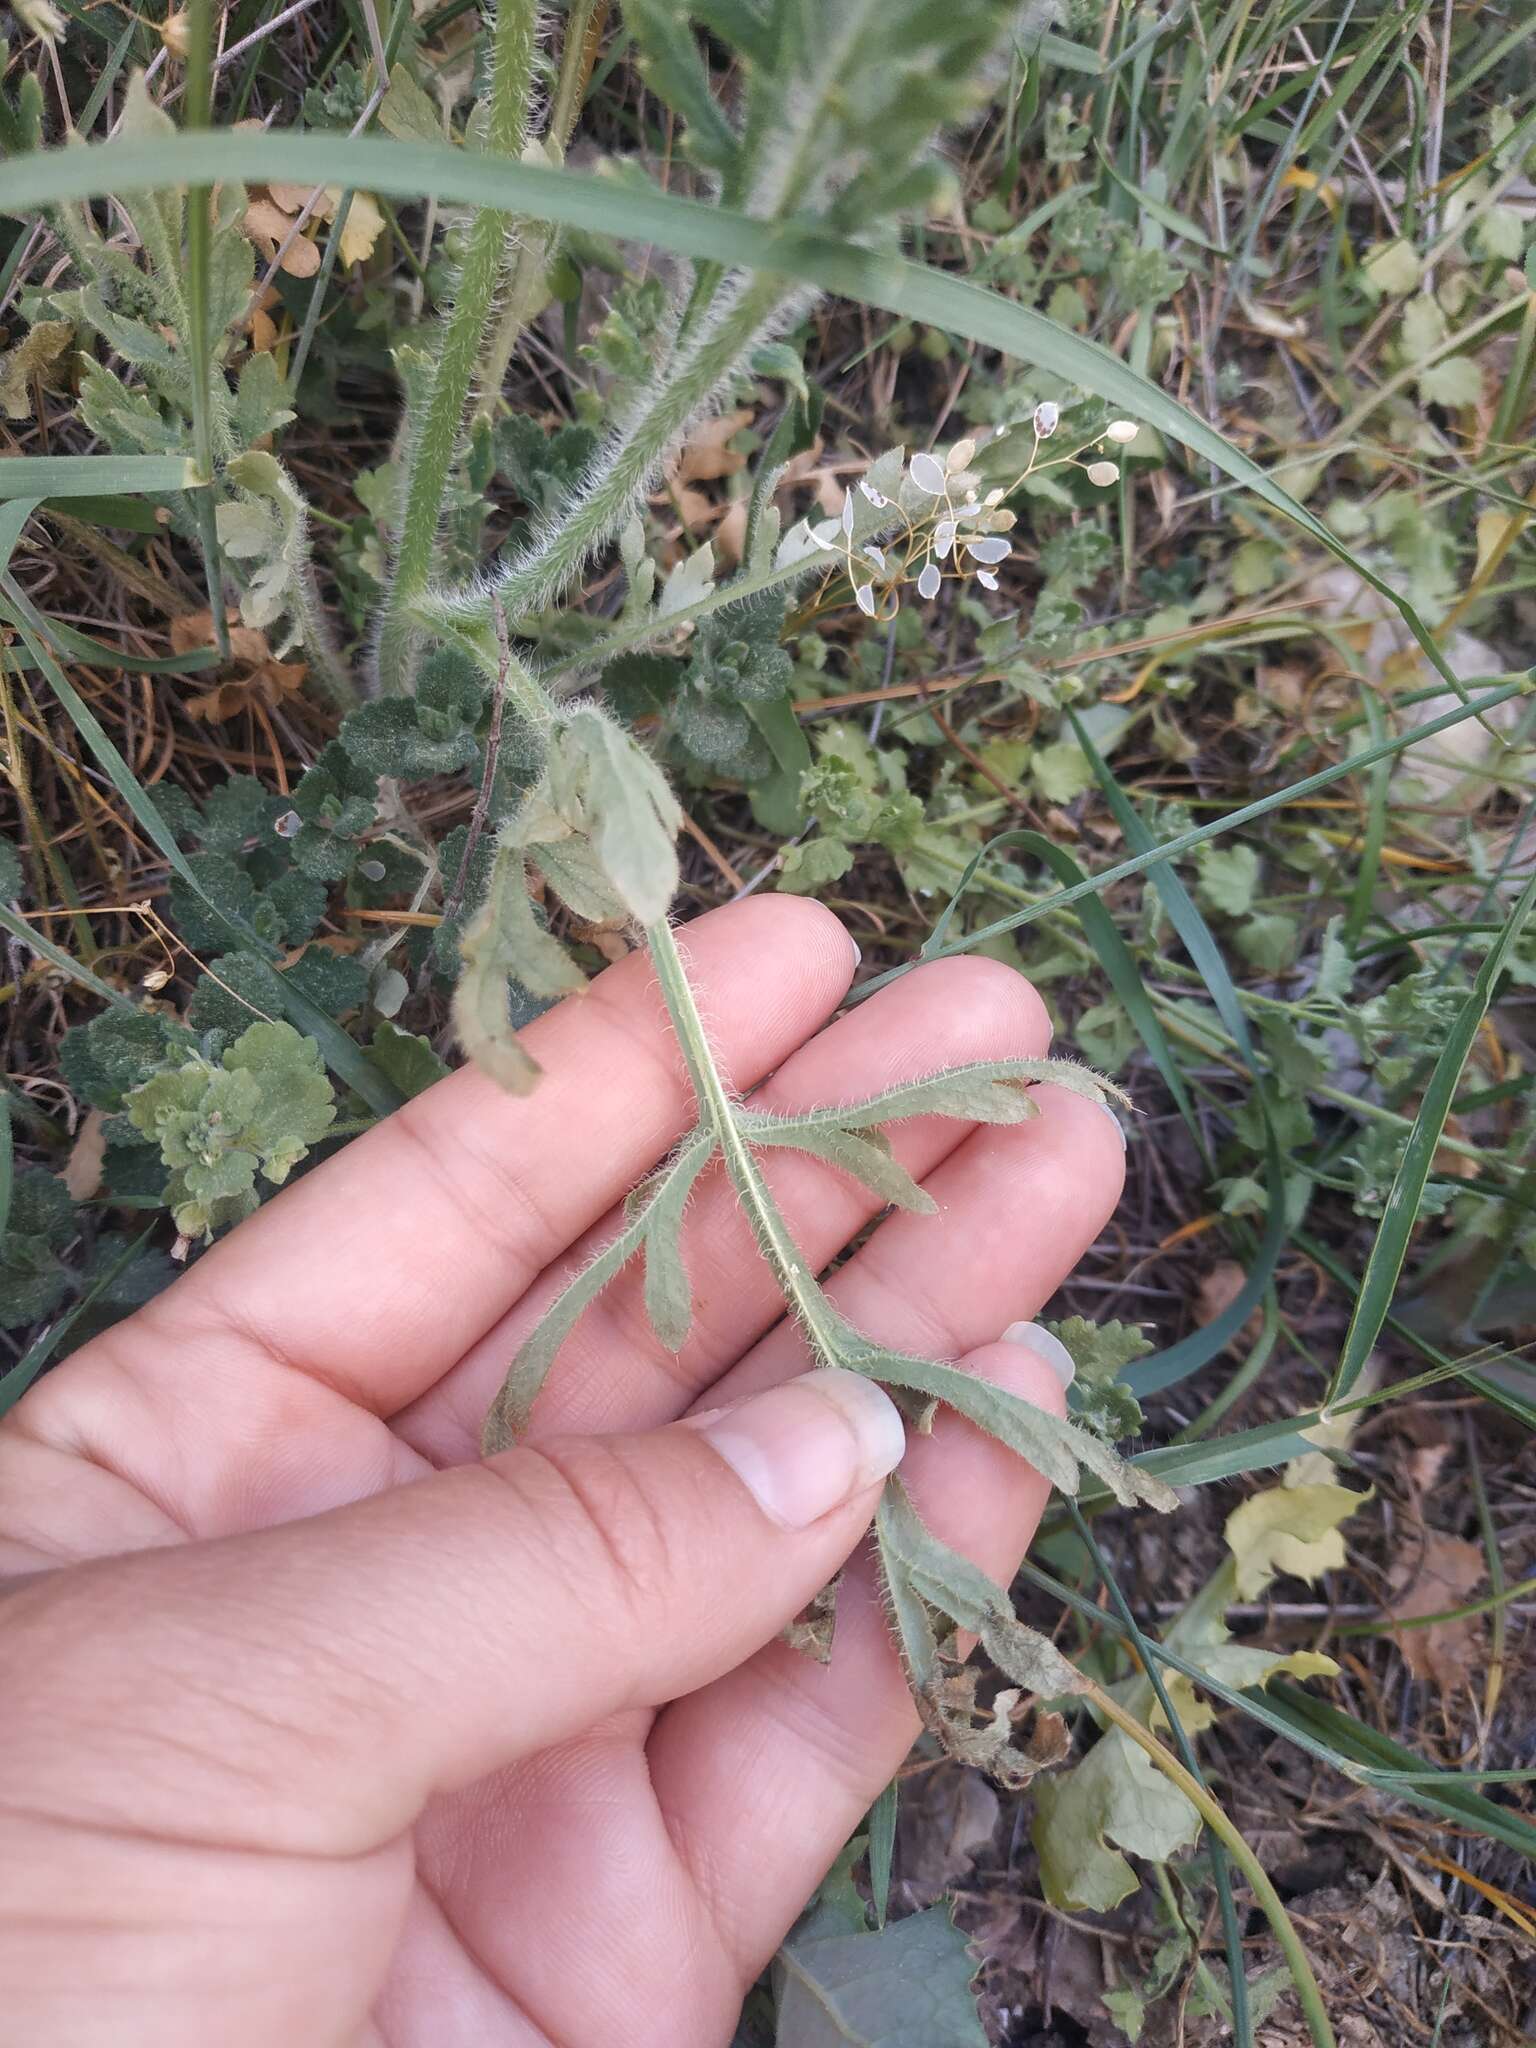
left=645, top=915, right=846, bottom=1360
left=1084, top=1677, right=1337, bottom=2048
left=428, top=271, right=790, bottom=632
left=375, top=0, right=539, bottom=693
left=182, top=0, right=229, bottom=660
left=471, top=0, right=600, bottom=424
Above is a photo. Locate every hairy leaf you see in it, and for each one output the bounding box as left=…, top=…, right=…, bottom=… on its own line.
left=639, top=1134, right=715, bottom=1352
left=484, top=1207, right=653, bottom=1453
left=853, top=1336, right=1177, bottom=1511
left=453, top=842, right=586, bottom=1095
left=764, top=1056, right=1126, bottom=1137
left=124, top=1020, right=335, bottom=1240
left=743, top=1118, right=935, bottom=1214
left=565, top=709, right=682, bottom=925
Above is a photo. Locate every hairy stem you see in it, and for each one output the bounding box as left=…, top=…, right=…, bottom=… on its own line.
left=645, top=915, right=847, bottom=1361
left=471, top=0, right=603, bottom=424
left=428, top=270, right=790, bottom=632
left=375, top=0, right=538, bottom=693
left=182, top=0, right=229, bottom=659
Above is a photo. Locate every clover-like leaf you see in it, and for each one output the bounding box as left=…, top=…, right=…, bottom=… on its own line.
left=125, top=1020, right=335, bottom=1240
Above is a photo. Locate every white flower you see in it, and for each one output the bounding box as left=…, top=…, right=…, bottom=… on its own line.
left=945, top=437, right=976, bottom=473
left=917, top=562, right=941, bottom=601
left=964, top=536, right=1010, bottom=565
left=1086, top=460, right=1121, bottom=487
left=811, top=519, right=842, bottom=551
left=855, top=582, right=878, bottom=616
left=862, top=544, right=886, bottom=571
left=975, top=570, right=999, bottom=592
left=1033, top=401, right=1059, bottom=437
left=859, top=480, right=888, bottom=508
left=909, top=451, right=948, bottom=494
left=934, top=519, right=956, bottom=561
left=1105, top=419, right=1139, bottom=444
left=840, top=490, right=855, bottom=537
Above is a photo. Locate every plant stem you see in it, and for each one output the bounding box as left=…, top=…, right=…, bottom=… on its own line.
left=1083, top=1675, right=1337, bottom=2048
left=182, top=0, right=229, bottom=659
left=471, top=0, right=602, bottom=424
left=645, top=914, right=846, bottom=1360
left=430, top=271, right=790, bottom=632
left=375, top=0, right=538, bottom=692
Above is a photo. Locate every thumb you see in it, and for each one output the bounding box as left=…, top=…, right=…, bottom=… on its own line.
left=4, top=1368, right=906, bottom=1858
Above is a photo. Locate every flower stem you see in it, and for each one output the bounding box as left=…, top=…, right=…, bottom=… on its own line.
left=375, top=0, right=538, bottom=693
left=182, top=0, right=229, bottom=660
left=430, top=271, right=789, bottom=634
left=471, top=0, right=602, bottom=424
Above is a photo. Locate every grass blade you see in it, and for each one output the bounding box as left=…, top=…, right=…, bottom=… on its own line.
left=0, top=455, right=197, bottom=499
left=853, top=683, right=1526, bottom=988
left=1325, top=867, right=1536, bottom=1411
left=1068, top=715, right=1289, bottom=1398
left=0, top=129, right=1482, bottom=697
left=923, top=826, right=1205, bottom=1158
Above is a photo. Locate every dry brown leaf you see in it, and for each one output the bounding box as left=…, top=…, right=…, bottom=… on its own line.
left=671, top=406, right=753, bottom=486
left=713, top=498, right=748, bottom=569
left=242, top=196, right=321, bottom=277
left=268, top=184, right=388, bottom=266
left=1196, top=1259, right=1246, bottom=1325
left=0, top=318, right=73, bottom=421
left=1407, top=1443, right=1452, bottom=1495
left=1387, top=1529, right=1486, bottom=1691
left=62, top=1108, right=108, bottom=1202
left=664, top=483, right=718, bottom=535
left=187, top=666, right=306, bottom=722
left=171, top=608, right=268, bottom=666
left=266, top=179, right=315, bottom=215
left=1258, top=663, right=1308, bottom=714
left=171, top=609, right=307, bottom=722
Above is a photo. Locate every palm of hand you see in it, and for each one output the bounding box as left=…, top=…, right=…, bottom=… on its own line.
left=0, top=901, right=1121, bottom=2048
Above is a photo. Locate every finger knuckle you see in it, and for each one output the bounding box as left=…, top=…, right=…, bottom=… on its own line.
left=513, top=1437, right=681, bottom=1622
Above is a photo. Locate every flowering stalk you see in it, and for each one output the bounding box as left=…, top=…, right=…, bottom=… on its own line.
left=374, top=0, right=538, bottom=695
left=471, top=0, right=603, bottom=425
left=420, top=269, right=793, bottom=637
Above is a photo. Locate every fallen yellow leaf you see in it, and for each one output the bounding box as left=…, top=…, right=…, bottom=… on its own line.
left=1225, top=1479, right=1366, bottom=1600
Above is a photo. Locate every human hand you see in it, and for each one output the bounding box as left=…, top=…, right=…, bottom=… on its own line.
left=0, top=898, right=1124, bottom=2048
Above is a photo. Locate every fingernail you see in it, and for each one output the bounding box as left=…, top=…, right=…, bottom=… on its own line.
left=1000, top=1321, right=1077, bottom=1389
left=1093, top=1099, right=1127, bottom=1149
left=847, top=931, right=863, bottom=970
left=693, top=1368, right=905, bottom=1529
